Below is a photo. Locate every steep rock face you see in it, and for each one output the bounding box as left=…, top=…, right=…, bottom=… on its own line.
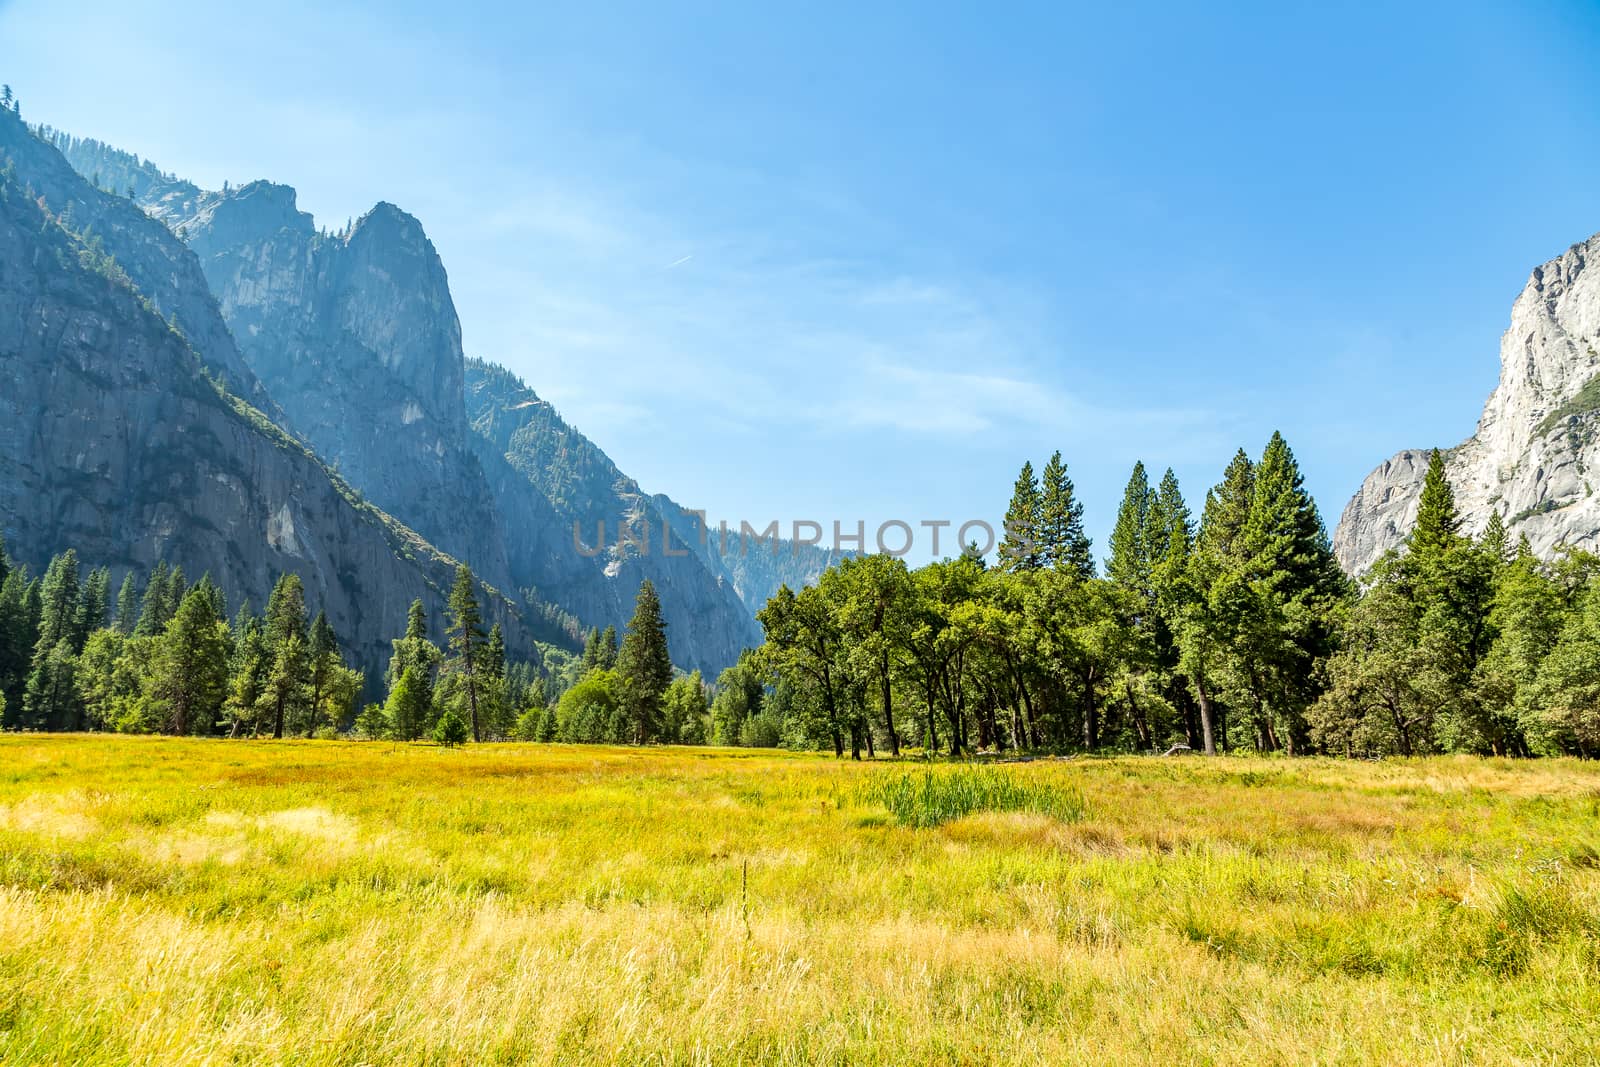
left=0, top=143, right=526, bottom=677
left=1335, top=232, right=1600, bottom=572
left=55, top=127, right=786, bottom=674
left=23, top=122, right=276, bottom=415
left=142, top=182, right=514, bottom=594
left=464, top=360, right=760, bottom=674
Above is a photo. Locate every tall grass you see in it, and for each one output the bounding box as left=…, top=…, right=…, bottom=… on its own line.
left=4, top=739, right=1600, bottom=1064
left=862, top=765, right=1087, bottom=827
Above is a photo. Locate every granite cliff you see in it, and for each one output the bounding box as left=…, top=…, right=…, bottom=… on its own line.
left=1335, top=232, right=1600, bottom=572
left=0, top=111, right=529, bottom=676
left=50, top=129, right=781, bottom=674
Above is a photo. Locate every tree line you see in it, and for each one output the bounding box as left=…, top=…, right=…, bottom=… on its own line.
left=745, top=436, right=1600, bottom=758
left=0, top=541, right=696, bottom=747
left=7, top=431, right=1600, bottom=756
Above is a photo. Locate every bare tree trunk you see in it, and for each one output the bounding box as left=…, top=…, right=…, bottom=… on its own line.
left=1195, top=673, right=1217, bottom=756
left=880, top=655, right=899, bottom=756
left=1126, top=681, right=1152, bottom=750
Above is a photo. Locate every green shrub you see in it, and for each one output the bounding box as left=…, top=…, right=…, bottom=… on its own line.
left=432, top=709, right=469, bottom=747
left=862, top=766, right=1087, bottom=828
left=738, top=711, right=783, bottom=748
left=511, top=707, right=542, bottom=741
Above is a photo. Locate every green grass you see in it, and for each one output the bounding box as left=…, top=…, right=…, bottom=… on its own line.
left=2, top=737, right=1600, bottom=1064
left=861, top=764, right=1087, bottom=827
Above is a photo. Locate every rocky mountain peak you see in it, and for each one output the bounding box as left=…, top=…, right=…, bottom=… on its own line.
left=1334, top=229, right=1600, bottom=573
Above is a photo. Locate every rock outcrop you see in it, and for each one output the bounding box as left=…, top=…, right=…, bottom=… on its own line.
left=51, top=128, right=776, bottom=674
left=0, top=116, right=528, bottom=677
left=139, top=181, right=513, bottom=597
left=1335, top=232, right=1600, bottom=572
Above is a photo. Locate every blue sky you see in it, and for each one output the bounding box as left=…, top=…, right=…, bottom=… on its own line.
left=4, top=0, right=1599, bottom=563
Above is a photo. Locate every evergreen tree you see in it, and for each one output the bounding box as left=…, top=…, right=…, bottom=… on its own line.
left=31, top=550, right=81, bottom=655
left=1480, top=509, right=1510, bottom=566
left=0, top=567, right=37, bottom=719
left=445, top=565, right=487, bottom=742
left=113, top=573, right=139, bottom=634
left=135, top=561, right=173, bottom=636
left=261, top=574, right=309, bottom=739
left=1235, top=431, right=1346, bottom=755
left=1038, top=451, right=1094, bottom=578
left=224, top=613, right=269, bottom=737
left=1106, top=462, right=1154, bottom=594
left=148, top=587, right=230, bottom=735
left=1408, top=449, right=1460, bottom=563
left=75, top=566, right=109, bottom=648
left=616, top=579, right=673, bottom=744
left=22, top=638, right=78, bottom=731
left=581, top=627, right=603, bottom=672
left=386, top=666, right=431, bottom=741
left=597, top=625, right=619, bottom=670
left=386, top=599, right=440, bottom=740
left=999, top=461, right=1043, bottom=571
left=191, top=574, right=227, bottom=624
left=305, top=612, right=339, bottom=736
left=1198, top=450, right=1256, bottom=561
left=23, top=551, right=82, bottom=729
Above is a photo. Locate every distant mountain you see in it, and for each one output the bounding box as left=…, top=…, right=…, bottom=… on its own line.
left=47, top=126, right=824, bottom=674
left=0, top=107, right=529, bottom=676
left=1335, top=230, right=1600, bottom=572
left=464, top=360, right=760, bottom=668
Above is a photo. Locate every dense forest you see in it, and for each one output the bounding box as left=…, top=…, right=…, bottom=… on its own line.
left=5, top=430, right=1600, bottom=757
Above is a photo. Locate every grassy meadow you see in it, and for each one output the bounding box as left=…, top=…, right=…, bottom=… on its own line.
left=2, top=737, right=1600, bottom=1064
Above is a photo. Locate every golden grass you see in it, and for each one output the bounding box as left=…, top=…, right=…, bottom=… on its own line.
left=1, top=737, right=1599, bottom=1065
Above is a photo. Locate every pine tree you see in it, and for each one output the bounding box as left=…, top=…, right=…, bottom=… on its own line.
left=1106, top=462, right=1154, bottom=593
left=581, top=627, right=603, bottom=672
left=305, top=612, right=338, bottom=737
left=386, top=599, right=440, bottom=740
left=485, top=623, right=506, bottom=682
left=22, top=638, right=78, bottom=731
left=1149, top=468, right=1193, bottom=572
left=75, top=566, right=109, bottom=648
left=31, top=550, right=81, bottom=655
left=598, top=625, right=619, bottom=670
left=135, top=561, right=173, bottom=636
left=1409, top=449, right=1460, bottom=562
left=1480, top=509, right=1510, bottom=566
left=999, top=461, right=1043, bottom=571
left=446, top=565, right=487, bottom=742
left=191, top=573, right=227, bottom=624
left=1236, top=431, right=1346, bottom=755
left=261, top=573, right=309, bottom=739
left=1197, top=450, right=1256, bottom=562
left=149, top=587, right=230, bottom=735
left=1038, top=451, right=1093, bottom=578
left=616, top=580, right=673, bottom=744
left=0, top=567, right=37, bottom=718
left=114, top=573, right=139, bottom=634
left=224, top=613, right=269, bottom=737
left=386, top=666, right=431, bottom=741
left=23, top=551, right=82, bottom=729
